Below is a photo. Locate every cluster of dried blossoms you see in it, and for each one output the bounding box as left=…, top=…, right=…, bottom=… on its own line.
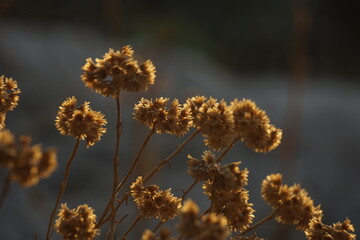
left=188, top=150, right=254, bottom=232
left=177, top=199, right=230, bottom=240
left=0, top=76, right=20, bottom=130
left=55, top=203, right=99, bottom=240
left=133, top=97, right=193, bottom=136
left=130, top=176, right=182, bottom=222
left=305, top=218, right=356, bottom=240
left=0, top=130, right=57, bottom=187
left=81, top=45, right=156, bottom=97
left=141, top=228, right=176, bottom=240
left=55, top=96, right=107, bottom=147
left=261, top=173, right=323, bottom=231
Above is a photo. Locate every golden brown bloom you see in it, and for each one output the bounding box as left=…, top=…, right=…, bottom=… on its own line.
left=261, top=173, right=323, bottom=230
left=188, top=150, right=249, bottom=191
left=204, top=187, right=255, bottom=232
left=231, top=233, right=266, bottom=240
left=141, top=229, right=176, bottom=240
left=177, top=199, right=230, bottom=240
left=0, top=130, right=57, bottom=187
left=0, top=76, right=21, bottom=130
left=55, top=203, right=99, bottom=240
left=133, top=98, right=193, bottom=136
left=187, top=96, right=235, bottom=150
left=81, top=46, right=156, bottom=97
left=230, top=99, right=282, bottom=153
left=130, top=176, right=182, bottom=221
left=55, top=97, right=107, bottom=147
left=305, top=218, right=356, bottom=240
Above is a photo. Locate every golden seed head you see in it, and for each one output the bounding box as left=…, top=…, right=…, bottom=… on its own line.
left=133, top=98, right=193, bottom=136
left=0, top=76, right=21, bottom=130
left=177, top=199, right=230, bottom=240
left=55, top=97, right=107, bottom=147
left=230, top=99, right=282, bottom=153
left=0, top=130, right=58, bottom=187
left=305, top=218, right=356, bottom=240
left=55, top=203, right=99, bottom=240
left=130, top=176, right=182, bottom=221
left=81, top=46, right=156, bottom=97
left=261, top=173, right=323, bottom=230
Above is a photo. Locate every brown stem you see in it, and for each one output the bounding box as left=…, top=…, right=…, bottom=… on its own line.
left=120, top=214, right=142, bottom=240
left=153, top=221, right=164, bottom=233
left=143, top=129, right=201, bottom=183
left=181, top=180, right=198, bottom=201
left=215, top=136, right=239, bottom=163
left=110, top=95, right=123, bottom=239
left=0, top=172, right=11, bottom=209
left=241, top=211, right=276, bottom=236
left=116, top=127, right=155, bottom=192
left=45, top=138, right=80, bottom=240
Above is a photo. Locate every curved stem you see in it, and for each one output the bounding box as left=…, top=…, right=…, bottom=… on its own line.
left=181, top=180, right=198, bottom=201
left=0, top=172, right=11, bottom=209
left=110, top=95, right=123, bottom=239
left=120, top=214, right=142, bottom=240
left=46, top=138, right=80, bottom=240
left=153, top=221, right=163, bottom=233
left=215, top=136, right=239, bottom=163
left=144, top=129, right=200, bottom=183
left=241, top=211, right=276, bottom=236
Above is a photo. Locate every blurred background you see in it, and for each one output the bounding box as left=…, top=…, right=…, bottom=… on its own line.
left=0, top=0, right=359, bottom=239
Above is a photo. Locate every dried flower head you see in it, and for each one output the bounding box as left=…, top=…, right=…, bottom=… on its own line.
left=261, top=173, right=323, bottom=230
left=81, top=46, right=156, bottom=97
left=133, top=97, right=193, bottom=136
left=55, top=203, right=99, bottom=240
left=0, top=76, right=21, bottom=130
left=130, top=176, right=182, bottom=221
left=177, top=199, right=230, bottom=240
left=305, top=218, right=356, bottom=240
left=188, top=150, right=248, bottom=192
left=230, top=99, right=282, bottom=153
left=55, top=97, right=107, bottom=147
left=187, top=96, right=235, bottom=150
left=204, top=187, right=255, bottom=232
left=141, top=229, right=176, bottom=240
left=0, top=130, right=57, bottom=187
left=231, top=233, right=266, bottom=240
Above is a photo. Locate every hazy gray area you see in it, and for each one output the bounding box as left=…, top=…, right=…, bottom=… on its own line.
left=0, top=21, right=359, bottom=239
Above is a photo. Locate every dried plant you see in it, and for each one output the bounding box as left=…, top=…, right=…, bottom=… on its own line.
left=0, top=47, right=356, bottom=240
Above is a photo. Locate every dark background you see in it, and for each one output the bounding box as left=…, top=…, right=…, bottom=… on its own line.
left=0, top=0, right=359, bottom=239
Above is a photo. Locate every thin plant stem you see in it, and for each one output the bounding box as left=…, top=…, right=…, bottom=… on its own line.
left=153, top=221, right=163, bottom=233
left=181, top=138, right=238, bottom=202
left=110, top=95, right=123, bottom=239
left=181, top=180, right=198, bottom=201
left=116, top=127, right=155, bottom=192
left=45, top=138, right=80, bottom=240
left=241, top=211, right=276, bottom=236
left=120, top=214, right=142, bottom=240
left=97, top=128, right=154, bottom=228
left=0, top=172, right=11, bottom=209
left=144, top=129, right=201, bottom=183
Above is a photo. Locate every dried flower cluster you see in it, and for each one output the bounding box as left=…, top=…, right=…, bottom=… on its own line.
left=81, top=46, right=156, bottom=97
left=141, top=229, right=176, bottom=240
left=186, top=96, right=282, bottom=152
left=55, top=203, right=99, bottom=240
left=0, top=130, right=57, bottom=187
left=231, top=233, right=266, bottom=240
left=261, top=173, right=323, bottom=230
left=55, top=96, right=107, bottom=147
left=0, top=76, right=21, bottom=130
left=231, top=99, right=282, bottom=153
left=131, top=176, right=182, bottom=221
left=305, top=217, right=356, bottom=240
left=187, top=150, right=254, bottom=232
left=177, top=199, right=230, bottom=240
left=133, top=97, right=193, bottom=136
